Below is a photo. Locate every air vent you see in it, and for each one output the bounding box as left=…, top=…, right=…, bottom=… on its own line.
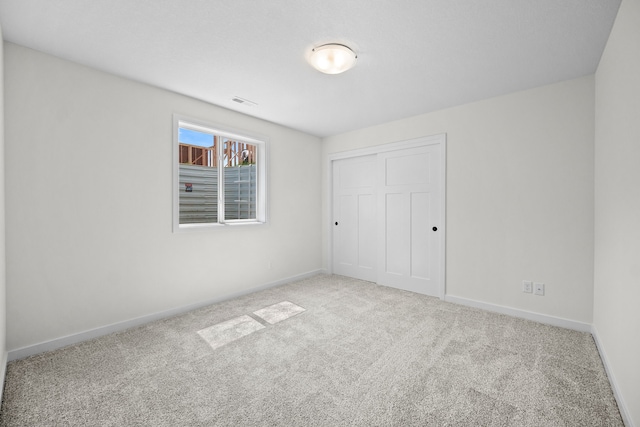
left=231, top=96, right=258, bottom=107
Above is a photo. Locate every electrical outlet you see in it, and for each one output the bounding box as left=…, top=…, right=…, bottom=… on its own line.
left=534, top=282, right=545, bottom=296
left=522, top=280, right=533, bottom=293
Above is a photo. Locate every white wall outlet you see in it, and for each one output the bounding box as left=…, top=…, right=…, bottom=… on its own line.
left=522, top=280, right=533, bottom=293
left=534, top=282, right=545, bottom=296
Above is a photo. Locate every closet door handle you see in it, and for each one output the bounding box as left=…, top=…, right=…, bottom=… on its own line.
left=432, top=227, right=437, bottom=231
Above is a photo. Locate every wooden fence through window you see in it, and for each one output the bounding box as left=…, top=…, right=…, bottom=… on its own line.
left=179, top=137, right=256, bottom=167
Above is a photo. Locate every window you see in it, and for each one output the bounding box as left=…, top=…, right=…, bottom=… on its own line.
left=173, top=116, right=267, bottom=230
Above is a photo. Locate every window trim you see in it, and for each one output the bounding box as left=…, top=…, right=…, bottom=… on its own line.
left=172, top=114, right=268, bottom=232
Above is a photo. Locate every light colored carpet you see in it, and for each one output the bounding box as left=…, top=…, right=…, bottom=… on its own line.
left=0, top=275, right=624, bottom=426
left=253, top=301, right=305, bottom=325
left=197, top=315, right=265, bottom=350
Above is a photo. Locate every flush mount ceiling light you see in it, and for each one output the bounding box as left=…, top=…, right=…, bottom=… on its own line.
left=308, top=44, right=358, bottom=74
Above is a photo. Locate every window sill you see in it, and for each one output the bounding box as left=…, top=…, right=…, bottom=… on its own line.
left=174, top=220, right=266, bottom=232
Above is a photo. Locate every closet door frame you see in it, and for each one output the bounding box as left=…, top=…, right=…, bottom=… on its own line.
left=326, top=133, right=447, bottom=299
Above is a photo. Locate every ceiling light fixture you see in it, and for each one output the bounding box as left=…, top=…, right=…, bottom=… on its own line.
left=308, top=44, right=357, bottom=75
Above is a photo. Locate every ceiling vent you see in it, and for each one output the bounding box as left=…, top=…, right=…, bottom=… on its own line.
left=231, top=96, right=258, bottom=107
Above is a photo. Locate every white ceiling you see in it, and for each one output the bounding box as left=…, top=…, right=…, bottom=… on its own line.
left=0, top=0, right=621, bottom=137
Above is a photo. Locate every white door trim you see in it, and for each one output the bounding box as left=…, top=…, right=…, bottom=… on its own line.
left=327, top=134, right=447, bottom=299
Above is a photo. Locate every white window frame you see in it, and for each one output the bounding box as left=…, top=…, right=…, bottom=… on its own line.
left=172, top=114, right=268, bottom=232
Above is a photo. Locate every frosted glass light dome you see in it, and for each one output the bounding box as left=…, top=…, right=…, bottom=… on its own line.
left=309, top=44, right=357, bottom=74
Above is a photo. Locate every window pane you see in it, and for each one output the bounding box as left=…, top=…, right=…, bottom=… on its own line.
left=223, top=139, right=257, bottom=221
left=178, top=128, right=217, bottom=224
left=174, top=117, right=266, bottom=230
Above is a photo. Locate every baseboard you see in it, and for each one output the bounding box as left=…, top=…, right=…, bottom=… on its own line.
left=592, top=325, right=634, bottom=427
left=444, top=295, right=592, bottom=332
left=7, top=270, right=324, bottom=362
left=0, top=350, right=7, bottom=404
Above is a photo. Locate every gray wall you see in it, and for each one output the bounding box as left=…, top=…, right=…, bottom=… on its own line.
left=4, top=43, right=322, bottom=351
left=0, top=25, right=7, bottom=399
left=594, top=0, right=640, bottom=424
left=323, top=76, right=595, bottom=324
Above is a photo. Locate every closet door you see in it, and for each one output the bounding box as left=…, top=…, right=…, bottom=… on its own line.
left=332, top=155, right=377, bottom=282
left=376, top=144, right=441, bottom=296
